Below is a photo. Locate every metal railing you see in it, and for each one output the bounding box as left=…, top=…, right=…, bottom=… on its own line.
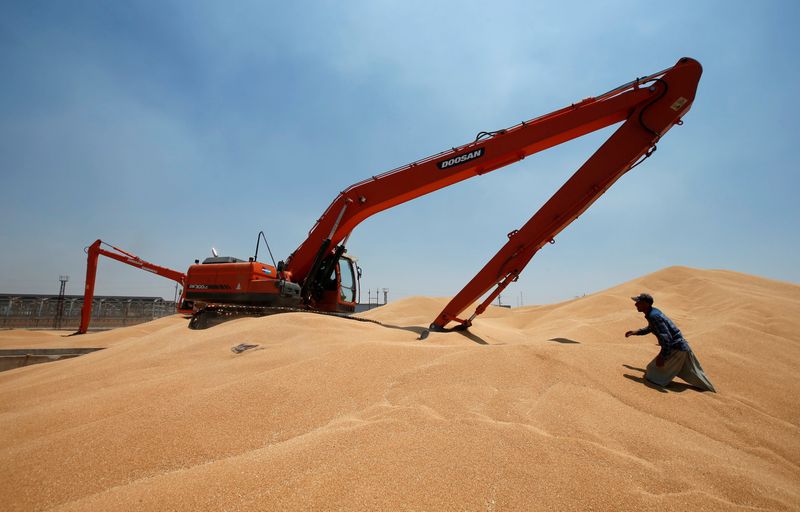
left=0, top=294, right=178, bottom=330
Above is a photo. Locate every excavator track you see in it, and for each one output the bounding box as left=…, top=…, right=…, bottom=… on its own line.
left=188, top=304, right=390, bottom=330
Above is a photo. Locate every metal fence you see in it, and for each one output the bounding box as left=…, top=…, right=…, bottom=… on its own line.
left=0, top=294, right=178, bottom=330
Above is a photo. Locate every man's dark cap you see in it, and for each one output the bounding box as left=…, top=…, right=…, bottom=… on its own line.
left=631, top=293, right=654, bottom=304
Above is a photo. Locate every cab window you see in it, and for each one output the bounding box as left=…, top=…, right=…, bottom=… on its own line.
left=338, top=261, right=356, bottom=303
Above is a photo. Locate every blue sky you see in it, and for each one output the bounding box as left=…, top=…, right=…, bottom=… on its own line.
left=1, top=0, right=798, bottom=305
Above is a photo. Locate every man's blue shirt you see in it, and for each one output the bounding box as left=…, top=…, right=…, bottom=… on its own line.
left=635, top=307, right=690, bottom=358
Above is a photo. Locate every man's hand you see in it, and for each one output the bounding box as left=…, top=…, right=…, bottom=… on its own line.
left=625, top=330, right=634, bottom=338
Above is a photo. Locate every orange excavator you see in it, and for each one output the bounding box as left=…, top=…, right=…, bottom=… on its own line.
left=185, top=57, right=703, bottom=331
left=76, top=240, right=191, bottom=334
left=81, top=57, right=703, bottom=334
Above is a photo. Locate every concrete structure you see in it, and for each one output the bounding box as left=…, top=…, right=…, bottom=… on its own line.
left=0, top=348, right=103, bottom=372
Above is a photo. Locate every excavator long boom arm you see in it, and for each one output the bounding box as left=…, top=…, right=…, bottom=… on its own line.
left=76, top=240, right=187, bottom=334
left=285, top=57, right=702, bottom=328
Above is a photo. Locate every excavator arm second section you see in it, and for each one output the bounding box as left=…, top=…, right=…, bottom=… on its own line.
left=430, top=57, right=702, bottom=329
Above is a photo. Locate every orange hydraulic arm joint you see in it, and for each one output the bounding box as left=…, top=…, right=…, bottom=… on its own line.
left=430, top=58, right=702, bottom=330
left=75, top=240, right=188, bottom=334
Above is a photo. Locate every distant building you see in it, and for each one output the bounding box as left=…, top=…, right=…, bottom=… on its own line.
left=356, top=288, right=389, bottom=313
left=355, top=302, right=383, bottom=313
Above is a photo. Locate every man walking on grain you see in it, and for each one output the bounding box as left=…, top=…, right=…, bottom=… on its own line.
left=625, top=293, right=716, bottom=392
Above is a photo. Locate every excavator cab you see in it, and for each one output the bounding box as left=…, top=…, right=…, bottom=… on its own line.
left=338, top=254, right=359, bottom=305
left=317, top=253, right=359, bottom=313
